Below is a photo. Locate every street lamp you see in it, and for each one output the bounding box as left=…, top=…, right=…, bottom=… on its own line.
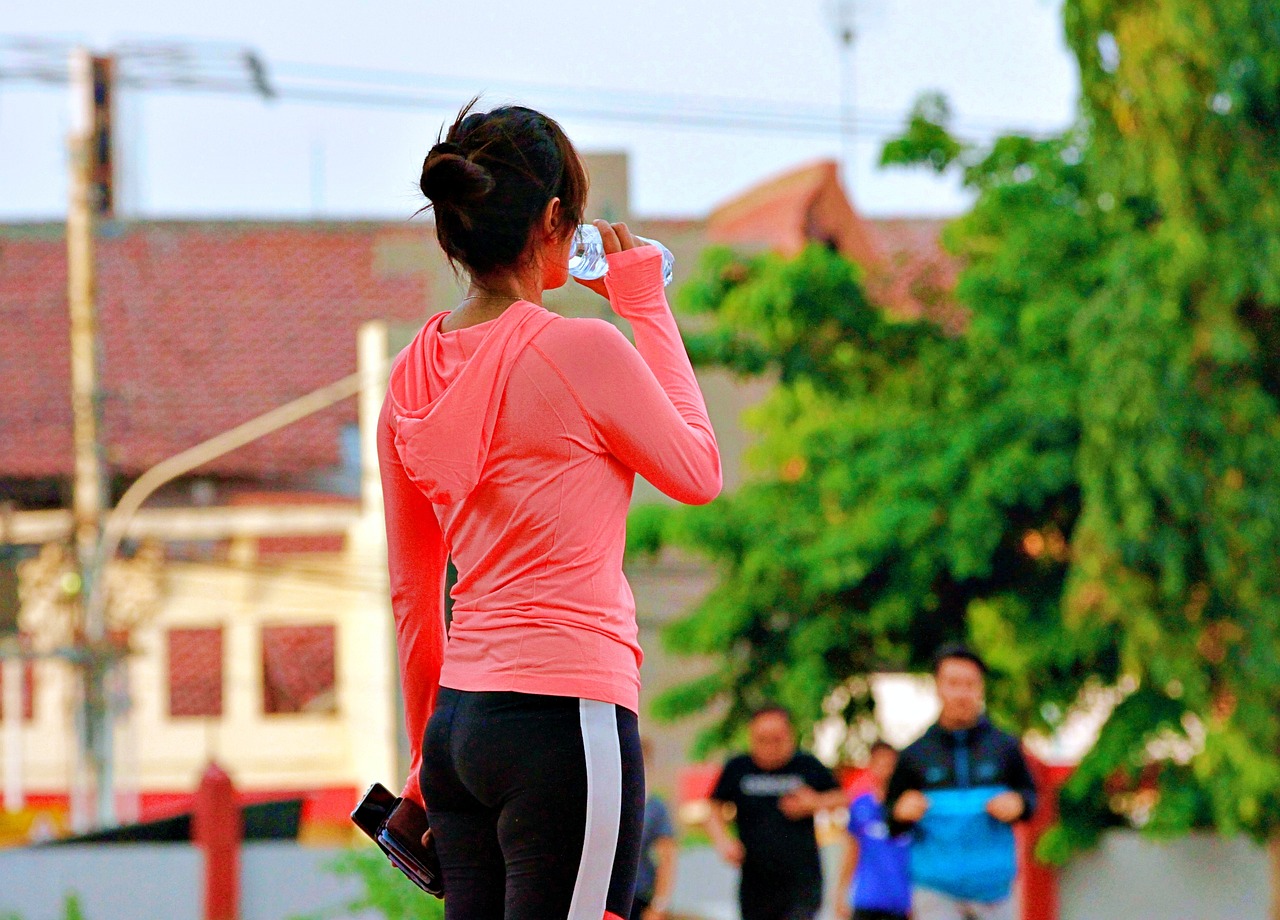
left=827, top=0, right=859, bottom=194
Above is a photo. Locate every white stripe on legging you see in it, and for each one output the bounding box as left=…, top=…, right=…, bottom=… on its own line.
left=566, top=699, right=623, bottom=920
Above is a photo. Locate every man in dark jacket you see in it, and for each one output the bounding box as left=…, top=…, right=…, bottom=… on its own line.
left=884, top=645, right=1037, bottom=920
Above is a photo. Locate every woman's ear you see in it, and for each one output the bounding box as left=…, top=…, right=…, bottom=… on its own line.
left=542, top=197, right=565, bottom=241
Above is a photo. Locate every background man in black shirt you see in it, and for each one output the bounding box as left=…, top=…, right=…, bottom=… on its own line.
left=706, top=704, right=847, bottom=920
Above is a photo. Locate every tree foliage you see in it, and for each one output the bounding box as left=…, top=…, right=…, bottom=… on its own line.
left=636, top=0, right=1280, bottom=858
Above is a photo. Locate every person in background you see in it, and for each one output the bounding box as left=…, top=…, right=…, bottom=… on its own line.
left=834, top=741, right=912, bottom=920
left=705, top=704, right=847, bottom=920
left=885, top=644, right=1038, bottom=920
left=632, top=739, right=678, bottom=920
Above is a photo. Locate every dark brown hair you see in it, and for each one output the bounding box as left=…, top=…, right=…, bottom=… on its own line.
left=418, top=98, right=588, bottom=278
left=932, top=642, right=989, bottom=676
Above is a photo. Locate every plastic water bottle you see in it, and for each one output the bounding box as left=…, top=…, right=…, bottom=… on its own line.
left=568, top=223, right=675, bottom=287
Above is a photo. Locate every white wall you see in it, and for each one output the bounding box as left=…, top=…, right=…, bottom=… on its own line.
left=0, top=841, right=838, bottom=920
left=0, top=844, right=201, bottom=920
left=1060, top=832, right=1269, bottom=920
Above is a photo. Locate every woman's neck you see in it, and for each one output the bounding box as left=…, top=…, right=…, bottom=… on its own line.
left=442, top=264, right=545, bottom=332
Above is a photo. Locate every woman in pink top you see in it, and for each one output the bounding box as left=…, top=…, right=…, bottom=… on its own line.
left=378, top=100, right=721, bottom=920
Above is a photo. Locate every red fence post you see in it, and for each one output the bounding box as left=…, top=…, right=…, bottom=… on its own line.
left=1019, top=755, right=1073, bottom=920
left=192, top=761, right=242, bottom=920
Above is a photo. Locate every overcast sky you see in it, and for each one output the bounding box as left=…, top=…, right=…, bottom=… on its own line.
left=0, top=0, right=1078, bottom=221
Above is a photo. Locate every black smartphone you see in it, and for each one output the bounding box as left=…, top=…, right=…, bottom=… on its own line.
left=351, top=782, right=444, bottom=898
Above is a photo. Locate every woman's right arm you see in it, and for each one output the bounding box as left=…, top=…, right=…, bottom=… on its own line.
left=552, top=243, right=721, bottom=504
left=378, top=392, right=449, bottom=807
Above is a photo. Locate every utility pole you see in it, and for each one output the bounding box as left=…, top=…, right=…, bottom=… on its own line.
left=1, top=504, right=24, bottom=813
left=67, top=47, right=115, bottom=830
left=13, top=40, right=275, bottom=831
left=5, top=40, right=278, bottom=833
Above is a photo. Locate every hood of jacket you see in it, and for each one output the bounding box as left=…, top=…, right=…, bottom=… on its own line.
left=387, top=300, right=558, bottom=505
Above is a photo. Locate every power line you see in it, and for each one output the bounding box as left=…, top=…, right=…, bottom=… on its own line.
left=0, top=37, right=1069, bottom=143
left=266, top=59, right=1042, bottom=139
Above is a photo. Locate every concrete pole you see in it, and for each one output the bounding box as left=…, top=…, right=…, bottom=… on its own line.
left=841, top=37, right=855, bottom=196
left=357, top=321, right=389, bottom=520
left=68, top=49, right=105, bottom=609
left=0, top=507, right=24, bottom=813
left=351, top=322, right=399, bottom=791
left=2, top=658, right=23, bottom=812
left=68, top=46, right=114, bottom=831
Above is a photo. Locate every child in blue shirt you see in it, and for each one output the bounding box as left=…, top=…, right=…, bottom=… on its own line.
left=835, top=741, right=912, bottom=920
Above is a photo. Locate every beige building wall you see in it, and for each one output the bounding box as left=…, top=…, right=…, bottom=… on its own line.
left=2, top=325, right=402, bottom=816
left=129, top=546, right=395, bottom=794
left=5, top=537, right=398, bottom=805
left=583, top=151, right=631, bottom=223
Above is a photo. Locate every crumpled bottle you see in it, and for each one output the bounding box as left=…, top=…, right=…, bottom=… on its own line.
left=567, top=223, right=675, bottom=287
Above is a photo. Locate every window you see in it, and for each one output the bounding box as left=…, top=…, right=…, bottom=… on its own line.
left=167, top=627, right=224, bottom=717
left=261, top=624, right=337, bottom=715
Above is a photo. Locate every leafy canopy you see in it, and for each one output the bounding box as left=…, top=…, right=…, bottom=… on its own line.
left=635, top=0, right=1280, bottom=859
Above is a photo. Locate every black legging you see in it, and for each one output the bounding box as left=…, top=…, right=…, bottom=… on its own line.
left=422, top=688, right=645, bottom=920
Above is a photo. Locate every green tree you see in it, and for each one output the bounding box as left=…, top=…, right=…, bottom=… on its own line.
left=1052, top=0, right=1280, bottom=855
left=637, top=0, right=1280, bottom=864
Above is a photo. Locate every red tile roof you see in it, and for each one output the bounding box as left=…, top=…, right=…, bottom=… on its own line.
left=706, top=160, right=883, bottom=268
left=703, top=160, right=961, bottom=328
left=869, top=217, right=967, bottom=332
left=1, top=222, right=433, bottom=479
left=1, top=195, right=961, bottom=485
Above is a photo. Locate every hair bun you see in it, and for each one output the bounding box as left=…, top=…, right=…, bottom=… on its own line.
left=420, top=143, right=495, bottom=207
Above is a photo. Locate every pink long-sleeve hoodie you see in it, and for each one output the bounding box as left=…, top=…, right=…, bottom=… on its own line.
left=378, top=245, right=721, bottom=804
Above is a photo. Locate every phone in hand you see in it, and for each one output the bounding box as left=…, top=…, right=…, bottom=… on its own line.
left=351, top=782, right=444, bottom=898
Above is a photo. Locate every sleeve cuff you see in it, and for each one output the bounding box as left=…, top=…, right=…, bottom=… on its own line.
left=604, top=245, right=665, bottom=310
